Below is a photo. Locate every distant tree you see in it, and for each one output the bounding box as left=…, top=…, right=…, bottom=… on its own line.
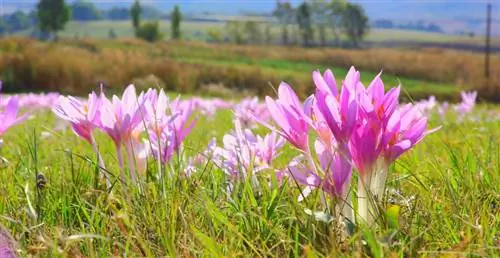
left=141, top=5, right=163, bottom=20
left=108, top=28, right=117, bottom=39
left=340, top=2, right=368, bottom=47
left=4, top=11, right=30, bottom=32
left=37, top=0, right=71, bottom=40
left=71, top=0, right=102, bottom=21
left=130, top=0, right=141, bottom=30
left=427, top=23, right=443, bottom=33
left=296, top=2, right=313, bottom=47
left=136, top=21, right=163, bottom=42
left=374, top=19, right=394, bottom=29
left=311, top=0, right=329, bottom=47
left=171, top=5, right=182, bottom=39
left=28, top=10, right=39, bottom=26
left=0, top=21, right=7, bottom=36
left=273, top=1, right=294, bottom=45
left=264, top=23, right=272, bottom=44
left=328, top=0, right=346, bottom=46
left=107, top=7, right=130, bottom=20
left=244, top=21, right=262, bottom=44
left=226, top=21, right=246, bottom=44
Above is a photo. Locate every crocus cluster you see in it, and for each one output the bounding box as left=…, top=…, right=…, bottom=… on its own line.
left=262, top=67, right=438, bottom=226
left=211, top=119, right=284, bottom=185
left=52, top=85, right=196, bottom=191
left=234, top=97, right=270, bottom=129
left=413, top=91, right=478, bottom=122
left=454, top=91, right=477, bottom=120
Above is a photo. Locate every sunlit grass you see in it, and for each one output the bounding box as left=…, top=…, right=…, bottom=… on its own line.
left=0, top=104, right=497, bottom=256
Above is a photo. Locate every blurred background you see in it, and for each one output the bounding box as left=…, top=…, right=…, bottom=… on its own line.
left=0, top=0, right=498, bottom=101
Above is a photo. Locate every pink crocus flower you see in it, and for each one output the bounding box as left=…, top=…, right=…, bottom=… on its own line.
left=0, top=224, right=17, bottom=258
left=262, top=83, right=310, bottom=152
left=383, top=104, right=435, bottom=164
left=0, top=82, right=28, bottom=144
left=52, top=90, right=111, bottom=189
left=99, top=85, right=146, bottom=147
left=143, top=89, right=196, bottom=186
left=212, top=119, right=284, bottom=187
left=288, top=140, right=352, bottom=201
left=438, top=102, right=449, bottom=121
left=52, top=93, right=100, bottom=144
left=170, top=97, right=197, bottom=154
left=357, top=72, right=401, bottom=129
left=234, top=97, right=270, bottom=129
left=0, top=96, right=28, bottom=138
left=99, top=85, right=147, bottom=187
left=454, top=91, right=477, bottom=119
left=315, top=69, right=358, bottom=144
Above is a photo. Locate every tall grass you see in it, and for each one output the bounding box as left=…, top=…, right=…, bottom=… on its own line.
left=0, top=107, right=497, bottom=256
left=3, top=37, right=494, bottom=101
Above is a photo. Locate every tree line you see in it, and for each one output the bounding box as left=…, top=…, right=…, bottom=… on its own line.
left=1, top=0, right=369, bottom=47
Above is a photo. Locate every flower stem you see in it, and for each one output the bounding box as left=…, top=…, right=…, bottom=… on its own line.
left=305, top=143, right=329, bottom=210
left=90, top=133, right=110, bottom=191
left=125, top=141, right=138, bottom=187
left=116, top=143, right=126, bottom=194
left=357, top=176, right=375, bottom=227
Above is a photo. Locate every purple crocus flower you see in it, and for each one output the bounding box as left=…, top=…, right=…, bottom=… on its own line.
left=52, top=90, right=111, bottom=188
left=52, top=92, right=100, bottom=144
left=454, top=91, right=477, bottom=118
left=234, top=97, right=270, bottom=129
left=0, top=82, right=28, bottom=139
left=315, top=69, right=358, bottom=144
left=98, top=84, right=147, bottom=186
left=144, top=90, right=196, bottom=166
left=383, top=104, right=440, bottom=164
left=262, top=83, right=310, bottom=152
left=0, top=224, right=17, bottom=258
left=287, top=139, right=352, bottom=201
left=212, top=119, right=284, bottom=182
left=99, top=85, right=146, bottom=147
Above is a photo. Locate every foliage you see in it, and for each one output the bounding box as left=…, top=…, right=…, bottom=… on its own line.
left=135, top=21, right=163, bottom=42
left=37, top=0, right=71, bottom=38
left=1, top=11, right=30, bottom=33
left=273, top=0, right=294, bottom=45
left=226, top=21, right=246, bottom=45
left=244, top=21, right=262, bottom=44
left=108, top=28, right=117, bottom=39
left=171, top=5, right=182, bottom=40
left=207, top=27, right=223, bottom=43
left=70, top=0, right=102, bottom=21
left=341, top=2, right=369, bottom=47
left=310, top=0, right=329, bottom=47
left=296, top=2, right=313, bottom=47
left=107, top=7, right=130, bottom=20
left=130, top=0, right=141, bottom=30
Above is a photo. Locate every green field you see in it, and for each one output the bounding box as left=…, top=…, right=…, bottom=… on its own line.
left=0, top=101, right=498, bottom=256
left=0, top=38, right=462, bottom=101
left=17, top=20, right=500, bottom=46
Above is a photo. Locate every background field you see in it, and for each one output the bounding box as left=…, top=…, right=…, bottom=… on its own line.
left=16, top=20, right=500, bottom=48
left=3, top=37, right=500, bottom=103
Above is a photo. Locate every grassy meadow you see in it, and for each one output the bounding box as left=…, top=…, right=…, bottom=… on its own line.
left=0, top=100, right=498, bottom=256
left=2, top=37, right=500, bottom=102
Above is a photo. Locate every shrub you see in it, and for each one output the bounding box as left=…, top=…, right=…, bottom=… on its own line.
left=136, top=21, right=163, bottom=42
